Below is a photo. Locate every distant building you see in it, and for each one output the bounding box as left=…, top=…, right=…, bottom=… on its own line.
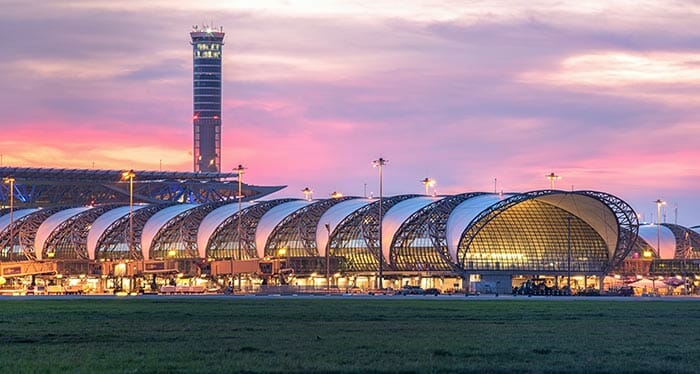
left=190, top=25, right=225, bottom=173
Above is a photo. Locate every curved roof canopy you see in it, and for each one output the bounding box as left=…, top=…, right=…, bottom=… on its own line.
left=446, top=194, right=509, bottom=262
left=35, top=207, right=91, bottom=260
left=316, top=198, right=371, bottom=256
left=197, top=202, right=256, bottom=259
left=382, top=196, right=441, bottom=263
left=637, top=224, right=677, bottom=259
left=87, top=205, right=148, bottom=260
left=0, top=208, right=39, bottom=232
left=255, top=200, right=311, bottom=258
left=141, top=204, right=199, bottom=260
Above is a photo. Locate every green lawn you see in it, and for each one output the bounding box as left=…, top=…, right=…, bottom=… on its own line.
left=0, top=297, right=698, bottom=373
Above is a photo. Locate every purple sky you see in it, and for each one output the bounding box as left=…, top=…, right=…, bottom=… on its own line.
left=1, top=1, right=699, bottom=225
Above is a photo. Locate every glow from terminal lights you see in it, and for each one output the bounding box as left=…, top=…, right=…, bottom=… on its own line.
left=465, top=253, right=525, bottom=260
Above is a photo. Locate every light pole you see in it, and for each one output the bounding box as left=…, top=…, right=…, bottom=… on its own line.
left=235, top=164, right=246, bottom=292
left=372, top=157, right=387, bottom=290
left=3, top=177, right=15, bottom=262
left=121, top=170, right=136, bottom=260
left=420, top=177, right=436, bottom=196
left=121, top=170, right=136, bottom=291
left=302, top=187, right=313, bottom=201
left=567, top=215, right=572, bottom=292
left=325, top=223, right=331, bottom=293
left=654, top=199, right=666, bottom=258
left=546, top=172, right=561, bottom=189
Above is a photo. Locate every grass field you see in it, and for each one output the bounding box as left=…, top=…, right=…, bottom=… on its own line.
left=1, top=297, right=699, bottom=373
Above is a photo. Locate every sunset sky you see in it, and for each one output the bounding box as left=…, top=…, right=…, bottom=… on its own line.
left=1, top=1, right=698, bottom=225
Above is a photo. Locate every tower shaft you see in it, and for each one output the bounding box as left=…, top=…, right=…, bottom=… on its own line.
left=191, top=26, right=225, bottom=173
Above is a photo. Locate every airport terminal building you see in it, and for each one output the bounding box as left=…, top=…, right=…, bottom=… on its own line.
left=5, top=167, right=683, bottom=294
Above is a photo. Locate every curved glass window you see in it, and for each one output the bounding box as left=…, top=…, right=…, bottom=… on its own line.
left=463, top=200, right=609, bottom=272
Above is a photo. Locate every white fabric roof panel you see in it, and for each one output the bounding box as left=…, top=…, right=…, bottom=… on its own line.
left=0, top=208, right=38, bottom=233
left=382, top=196, right=442, bottom=264
left=141, top=204, right=199, bottom=260
left=255, top=200, right=310, bottom=258
left=317, top=198, right=370, bottom=256
left=446, top=194, right=510, bottom=263
left=535, top=194, right=619, bottom=259
left=197, top=202, right=255, bottom=259
left=35, top=207, right=92, bottom=260
left=638, top=224, right=677, bottom=259
left=87, top=205, right=149, bottom=260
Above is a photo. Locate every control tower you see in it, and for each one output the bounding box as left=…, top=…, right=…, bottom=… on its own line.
left=190, top=25, right=225, bottom=173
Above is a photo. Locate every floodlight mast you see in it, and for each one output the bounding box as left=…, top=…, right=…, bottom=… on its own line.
left=372, top=157, right=387, bottom=290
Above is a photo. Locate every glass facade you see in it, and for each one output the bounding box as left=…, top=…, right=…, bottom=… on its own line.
left=461, top=200, right=609, bottom=273
left=191, top=28, right=225, bottom=173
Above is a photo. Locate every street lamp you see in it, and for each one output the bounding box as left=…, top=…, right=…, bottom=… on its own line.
left=3, top=177, right=15, bottom=261
left=331, top=191, right=343, bottom=199
left=372, top=157, right=387, bottom=290
left=567, top=215, right=572, bottom=292
left=325, top=223, right=331, bottom=293
left=654, top=199, right=666, bottom=258
left=302, top=187, right=313, bottom=201
left=546, top=172, right=561, bottom=189
left=235, top=164, right=246, bottom=292
left=420, top=177, right=436, bottom=196
left=120, top=171, right=136, bottom=259
left=121, top=170, right=136, bottom=292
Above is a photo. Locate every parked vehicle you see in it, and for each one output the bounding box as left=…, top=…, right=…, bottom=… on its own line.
left=26, top=285, right=46, bottom=295
left=395, top=286, right=425, bottom=296
left=424, top=288, right=441, bottom=296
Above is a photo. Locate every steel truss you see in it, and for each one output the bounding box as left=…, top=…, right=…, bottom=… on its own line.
left=457, top=190, right=638, bottom=273
left=661, top=223, right=700, bottom=259
left=206, top=199, right=296, bottom=260
left=150, top=202, right=228, bottom=260
left=0, top=207, right=61, bottom=261
left=329, top=195, right=417, bottom=272
left=12, top=208, right=66, bottom=261
left=391, top=193, right=486, bottom=272
left=265, top=197, right=353, bottom=258
left=94, top=204, right=173, bottom=260
left=42, top=204, right=121, bottom=260
left=0, top=167, right=284, bottom=207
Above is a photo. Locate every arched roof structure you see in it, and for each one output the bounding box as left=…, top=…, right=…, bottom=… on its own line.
left=255, top=200, right=310, bottom=257
left=197, top=202, right=255, bottom=259
left=634, top=223, right=700, bottom=259
left=205, top=199, right=295, bottom=260
left=391, top=193, right=486, bottom=272
left=0, top=189, right=646, bottom=277
left=141, top=204, right=198, bottom=260
left=316, top=198, right=371, bottom=256
left=382, top=196, right=441, bottom=263
left=87, top=205, right=148, bottom=259
left=265, top=197, right=353, bottom=258
left=455, top=191, right=637, bottom=274
left=34, top=207, right=91, bottom=260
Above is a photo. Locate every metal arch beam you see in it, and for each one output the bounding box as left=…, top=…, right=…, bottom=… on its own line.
left=391, top=193, right=487, bottom=272
left=329, top=195, right=417, bottom=272
left=457, top=190, right=638, bottom=272
left=14, top=207, right=65, bottom=261
left=149, top=202, right=226, bottom=260
left=206, top=199, right=296, bottom=260
left=42, top=205, right=121, bottom=260
left=265, top=197, right=354, bottom=258
left=661, top=223, right=700, bottom=259
left=94, top=204, right=172, bottom=261
left=577, top=191, right=639, bottom=272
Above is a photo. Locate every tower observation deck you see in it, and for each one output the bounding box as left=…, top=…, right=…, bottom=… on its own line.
left=190, top=25, right=225, bottom=173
